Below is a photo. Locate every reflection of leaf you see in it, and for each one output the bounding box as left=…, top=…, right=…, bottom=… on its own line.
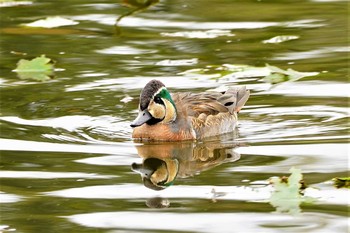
left=24, top=16, right=78, bottom=28
left=332, top=177, right=350, bottom=189
left=269, top=167, right=304, bottom=215
left=14, top=55, right=55, bottom=81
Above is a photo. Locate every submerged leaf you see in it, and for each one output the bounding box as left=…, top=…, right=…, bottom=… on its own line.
left=332, top=177, right=350, bottom=189
left=264, top=73, right=288, bottom=84
left=14, top=55, right=55, bottom=81
left=265, top=64, right=319, bottom=83
left=24, top=16, right=78, bottom=28
left=269, top=167, right=304, bottom=214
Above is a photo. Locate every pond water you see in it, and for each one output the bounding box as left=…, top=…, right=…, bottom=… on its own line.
left=0, top=0, right=349, bottom=232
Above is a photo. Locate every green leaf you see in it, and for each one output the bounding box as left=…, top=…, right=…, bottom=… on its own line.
left=269, top=167, right=304, bottom=214
left=264, top=64, right=319, bottom=83
left=263, top=73, right=288, bottom=84
left=14, top=55, right=55, bottom=81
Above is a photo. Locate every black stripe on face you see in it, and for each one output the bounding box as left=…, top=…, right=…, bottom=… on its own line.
left=154, top=95, right=164, bottom=105
left=146, top=116, right=164, bottom=125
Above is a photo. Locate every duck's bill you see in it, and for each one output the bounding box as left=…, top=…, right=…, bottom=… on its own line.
left=130, top=110, right=152, bottom=127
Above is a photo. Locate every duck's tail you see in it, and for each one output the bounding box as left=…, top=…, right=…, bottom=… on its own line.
left=218, top=86, right=250, bottom=113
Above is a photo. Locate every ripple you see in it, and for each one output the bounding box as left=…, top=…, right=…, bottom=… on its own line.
left=44, top=182, right=348, bottom=206
left=273, top=46, right=350, bottom=60
left=260, top=81, right=350, bottom=97
left=65, top=76, right=218, bottom=92
left=0, top=138, right=136, bottom=155
left=0, top=115, right=132, bottom=141
left=233, top=143, right=348, bottom=173
left=64, top=211, right=347, bottom=232
left=0, top=171, right=116, bottom=179
left=72, top=14, right=324, bottom=30
left=155, top=58, right=198, bottom=66
left=76, top=155, right=139, bottom=166
left=96, top=45, right=157, bottom=55
left=0, top=192, right=23, bottom=203
left=244, top=105, right=350, bottom=122
left=238, top=103, right=349, bottom=144
left=161, top=30, right=235, bottom=39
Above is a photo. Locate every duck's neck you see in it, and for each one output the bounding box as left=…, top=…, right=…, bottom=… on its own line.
left=163, top=99, right=177, bottom=123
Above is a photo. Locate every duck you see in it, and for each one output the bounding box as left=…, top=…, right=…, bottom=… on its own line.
left=130, top=79, right=250, bottom=141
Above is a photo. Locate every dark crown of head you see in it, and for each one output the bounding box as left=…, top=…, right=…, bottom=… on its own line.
left=140, top=80, right=165, bottom=110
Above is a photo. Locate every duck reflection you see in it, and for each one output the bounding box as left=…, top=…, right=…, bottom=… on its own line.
left=131, top=141, right=241, bottom=190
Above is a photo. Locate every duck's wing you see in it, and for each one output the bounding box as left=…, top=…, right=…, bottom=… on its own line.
left=172, top=86, right=250, bottom=117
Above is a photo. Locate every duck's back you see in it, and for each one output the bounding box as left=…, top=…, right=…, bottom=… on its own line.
left=172, top=86, right=250, bottom=139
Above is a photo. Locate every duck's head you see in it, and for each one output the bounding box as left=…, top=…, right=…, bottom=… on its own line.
left=131, top=157, right=179, bottom=190
left=131, top=80, right=176, bottom=128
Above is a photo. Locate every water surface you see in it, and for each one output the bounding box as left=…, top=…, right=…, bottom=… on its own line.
left=0, top=0, right=349, bottom=232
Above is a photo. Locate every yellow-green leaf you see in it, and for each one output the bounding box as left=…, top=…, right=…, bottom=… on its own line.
left=269, top=167, right=304, bottom=214
left=14, top=55, right=55, bottom=81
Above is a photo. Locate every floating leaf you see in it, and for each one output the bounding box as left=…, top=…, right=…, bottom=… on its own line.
left=24, top=16, right=78, bottom=28
left=332, top=177, right=350, bottom=189
left=269, top=167, right=304, bottom=215
left=14, top=55, right=55, bottom=81
left=263, top=35, right=299, bottom=44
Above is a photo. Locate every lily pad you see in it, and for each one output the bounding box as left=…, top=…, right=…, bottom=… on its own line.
left=14, top=55, right=55, bottom=81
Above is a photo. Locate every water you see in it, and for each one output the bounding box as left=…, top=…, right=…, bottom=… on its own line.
left=0, top=0, right=349, bottom=232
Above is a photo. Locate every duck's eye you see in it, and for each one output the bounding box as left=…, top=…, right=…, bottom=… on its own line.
left=154, top=96, right=164, bottom=105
